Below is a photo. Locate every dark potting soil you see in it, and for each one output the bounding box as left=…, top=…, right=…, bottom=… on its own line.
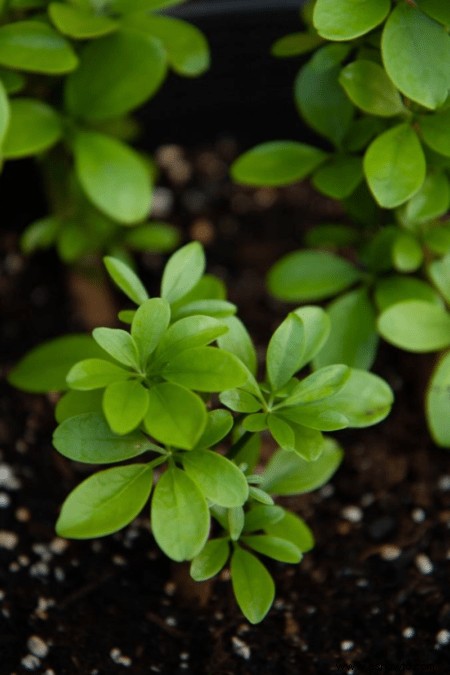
left=1, top=140, right=450, bottom=675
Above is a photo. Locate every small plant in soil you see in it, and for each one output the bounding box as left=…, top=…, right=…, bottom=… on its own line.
left=9, top=242, right=393, bottom=623
left=231, top=0, right=450, bottom=448
left=0, top=0, right=208, bottom=262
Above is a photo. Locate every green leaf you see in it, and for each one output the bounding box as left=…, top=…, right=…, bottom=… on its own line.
left=264, top=511, right=315, bottom=553
left=312, top=155, right=363, bottom=199
left=123, top=14, right=209, bottom=77
left=64, top=29, right=166, bottom=120
left=53, top=412, right=152, bottom=463
left=219, top=389, right=262, bottom=414
left=182, top=450, right=249, bottom=508
left=278, top=405, right=349, bottom=432
left=144, top=382, right=206, bottom=449
left=244, top=505, right=285, bottom=533
left=267, top=415, right=325, bottom=461
left=104, top=256, right=148, bottom=305
left=402, top=172, right=450, bottom=226
left=110, top=0, right=185, bottom=13
left=231, top=547, right=275, bottom=624
left=92, top=327, right=140, bottom=369
left=161, top=241, right=205, bottom=303
left=217, top=316, right=257, bottom=376
left=154, top=315, right=227, bottom=363
left=242, top=535, right=302, bottom=564
left=428, top=253, right=450, bottom=304
left=267, top=313, right=305, bottom=391
left=0, top=20, right=78, bottom=74
left=162, top=347, right=248, bottom=392
left=271, top=31, right=323, bottom=58
left=231, top=140, right=327, bottom=187
left=0, top=79, right=9, bottom=146
left=73, top=130, right=152, bottom=224
left=8, top=335, right=105, bottom=393
left=419, top=109, right=450, bottom=158
left=339, top=60, right=403, bottom=117
left=190, top=539, right=229, bottom=581
left=49, top=2, right=118, bottom=39
left=304, top=224, right=359, bottom=249
left=417, top=0, right=450, bottom=26
left=283, top=364, right=351, bottom=406
left=124, top=222, right=179, bottom=253
left=20, top=216, right=58, bottom=254
left=364, top=123, right=426, bottom=208
left=426, top=352, right=450, bottom=447
left=291, top=306, right=331, bottom=369
left=56, top=464, right=153, bottom=538
left=151, top=466, right=210, bottom=561
left=103, top=380, right=149, bottom=435
left=131, top=298, right=170, bottom=366
left=268, top=250, right=361, bottom=302
left=0, top=68, right=26, bottom=94
left=261, top=439, right=343, bottom=495
left=392, top=232, right=423, bottom=273
left=374, top=276, right=443, bottom=312
left=2, top=99, right=62, bottom=159
left=242, top=413, right=268, bottom=432
left=228, top=506, right=245, bottom=541
left=423, top=224, right=450, bottom=256
left=67, top=358, right=131, bottom=390
left=194, top=409, right=234, bottom=449
left=55, top=389, right=103, bottom=423
left=378, top=300, right=450, bottom=352
left=295, top=44, right=354, bottom=147
left=313, top=0, right=390, bottom=40
left=171, top=299, right=236, bottom=320
left=382, top=4, right=450, bottom=110
left=343, top=117, right=385, bottom=154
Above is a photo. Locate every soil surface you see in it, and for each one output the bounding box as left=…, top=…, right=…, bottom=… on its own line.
left=1, top=140, right=450, bottom=675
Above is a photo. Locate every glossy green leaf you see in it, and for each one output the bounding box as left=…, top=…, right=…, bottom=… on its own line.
left=104, top=256, right=148, bottom=305
left=154, top=315, right=227, bottom=363
left=49, top=2, right=118, bottom=39
left=267, top=313, right=305, bottom=391
left=314, top=0, right=390, bottom=40
left=403, top=172, right=450, bottom=226
left=426, top=352, right=450, bottom=447
left=162, top=347, right=248, bottom=392
left=151, top=466, right=210, bottom=561
left=92, top=327, right=139, bottom=369
left=171, top=299, right=236, bottom=320
left=364, top=123, right=426, bottom=208
left=53, top=412, right=151, bottom=463
left=271, top=31, right=323, bottom=58
left=0, top=79, right=9, bottom=146
left=242, top=535, right=302, bottom=564
left=183, top=449, right=249, bottom=508
left=242, top=413, right=268, bottom=433
left=56, top=464, right=153, bottom=538
left=161, top=241, right=205, bottom=303
left=264, top=511, right=315, bottom=552
left=231, top=140, right=326, bottom=187
left=304, top=224, right=359, bottom=249
left=73, top=131, right=152, bottom=224
left=382, top=4, right=450, bottom=109
left=228, top=506, right=245, bottom=541
left=291, top=306, right=331, bottom=370
left=2, top=99, right=62, bottom=159
left=0, top=21, right=78, bottom=74
left=145, top=382, right=206, bottom=449
left=339, top=60, right=403, bottom=117
left=103, top=380, right=149, bottom=435
left=124, top=222, right=179, bottom=253
left=375, top=276, right=443, bottom=312
left=244, top=505, right=285, bottom=533
left=65, top=30, right=166, bottom=120
left=190, top=539, right=229, bottom=581
left=231, top=547, right=275, bottom=624
left=419, top=109, right=450, bottom=158
left=261, top=439, right=343, bottom=495
left=131, top=298, right=170, bottom=366
left=267, top=415, right=324, bottom=461
left=67, top=358, right=130, bottom=390
left=110, top=0, right=185, bottom=13
left=378, top=300, right=450, bottom=352
left=194, top=409, right=234, bottom=449
left=428, top=253, right=450, bottom=304
left=283, top=364, right=351, bottom=406
left=55, top=389, right=103, bottom=423
left=217, top=316, right=257, bottom=376
left=423, top=224, right=450, bottom=257
left=0, top=69, right=26, bottom=94
left=219, top=389, right=261, bottom=414
left=268, top=250, right=361, bottom=303
left=295, top=44, right=354, bottom=146
left=20, top=216, right=59, bottom=254
left=8, top=335, right=105, bottom=393
left=312, top=155, right=363, bottom=199
left=417, top=0, right=450, bottom=26
left=392, top=232, right=423, bottom=273
left=344, top=117, right=385, bottom=154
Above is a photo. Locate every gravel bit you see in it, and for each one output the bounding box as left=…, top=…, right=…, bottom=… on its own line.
left=341, top=505, right=363, bottom=523
left=436, top=629, right=450, bottom=646
left=0, top=530, right=18, bottom=549
left=0, top=491, right=11, bottom=507
left=110, top=648, right=132, bottom=667
left=380, top=544, right=402, bottom=561
left=21, top=654, right=41, bottom=671
left=231, top=636, right=251, bottom=660
left=0, top=463, right=21, bottom=489
left=402, top=626, right=415, bottom=639
left=27, top=635, right=49, bottom=658
left=411, top=508, right=426, bottom=523
left=340, top=640, right=354, bottom=652
left=415, top=553, right=434, bottom=575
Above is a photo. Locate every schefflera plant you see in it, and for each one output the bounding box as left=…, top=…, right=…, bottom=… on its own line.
left=9, top=243, right=394, bottom=623
left=0, top=0, right=209, bottom=262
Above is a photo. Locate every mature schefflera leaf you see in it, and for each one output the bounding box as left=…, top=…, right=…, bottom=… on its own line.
left=426, top=352, right=450, bottom=448
left=110, top=0, right=186, bottom=13
left=230, top=546, right=275, bottom=624
left=162, top=347, right=248, bottom=392
left=92, top=327, right=140, bottom=369
left=193, top=409, right=234, bottom=449
left=67, top=358, right=131, bottom=390
left=271, top=31, right=323, bottom=58
left=264, top=511, right=315, bottom=553
left=382, top=4, right=450, bottom=110
left=374, top=276, right=443, bottom=312
left=378, top=301, right=450, bottom=352
left=364, top=123, right=426, bottom=208
left=190, top=538, right=229, bottom=581
left=428, top=253, right=450, bottom=305
left=231, top=140, right=327, bottom=187
left=154, top=315, right=228, bottom=364
left=2, top=99, right=62, bottom=159
left=291, top=306, right=331, bottom=370
left=267, top=415, right=324, bottom=461
left=241, top=535, right=302, bottom=564
left=267, top=313, right=304, bottom=391
left=48, top=2, right=118, bottom=39
left=131, top=298, right=171, bottom=366
left=0, top=80, right=9, bottom=147
left=103, top=380, right=149, bottom=435
left=104, top=256, right=149, bottom=305
left=403, top=172, right=450, bottom=226
left=312, top=155, right=363, bottom=199
left=417, top=0, right=450, bottom=25
left=55, top=389, right=104, bottom=423
left=151, top=467, right=210, bottom=561
left=8, top=335, right=106, bottom=393
left=144, top=382, right=206, bottom=449
left=73, top=131, right=152, bottom=225
left=64, top=30, right=166, bottom=120
left=314, top=0, right=390, bottom=40
left=283, top=364, right=351, bottom=406
left=419, top=109, right=450, bottom=158
left=182, top=449, right=248, bottom=508
left=392, top=232, right=423, bottom=274
left=53, top=412, right=152, bottom=463
left=160, top=241, right=205, bottom=303
left=216, top=316, right=257, bottom=376
left=268, top=250, right=361, bottom=302
left=56, top=464, right=153, bottom=538
left=0, top=20, right=78, bottom=74
left=339, top=61, right=404, bottom=118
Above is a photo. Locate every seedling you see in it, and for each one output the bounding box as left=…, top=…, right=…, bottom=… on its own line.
left=0, top=0, right=209, bottom=261
left=10, top=242, right=393, bottom=622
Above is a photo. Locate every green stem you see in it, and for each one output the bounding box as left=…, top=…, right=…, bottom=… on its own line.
left=227, top=430, right=253, bottom=460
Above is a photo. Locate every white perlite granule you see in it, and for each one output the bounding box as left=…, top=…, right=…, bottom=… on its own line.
left=402, top=627, right=415, bottom=639
left=380, top=544, right=401, bottom=561
left=0, top=530, right=18, bottom=550
left=340, top=640, right=354, bottom=652
left=231, top=636, right=251, bottom=660
left=436, top=629, right=450, bottom=646
left=341, top=506, right=363, bottom=523
left=27, top=635, right=49, bottom=658
left=415, top=553, right=434, bottom=575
